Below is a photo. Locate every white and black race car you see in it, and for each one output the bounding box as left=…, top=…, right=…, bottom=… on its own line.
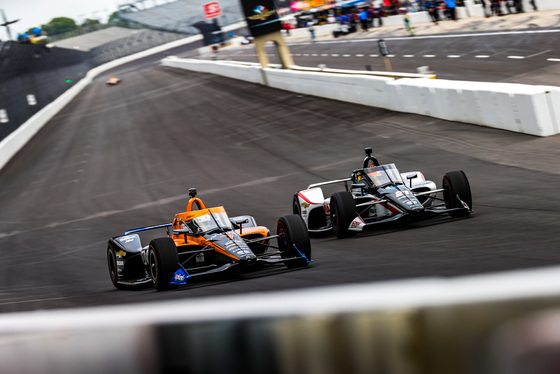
left=293, top=147, right=473, bottom=238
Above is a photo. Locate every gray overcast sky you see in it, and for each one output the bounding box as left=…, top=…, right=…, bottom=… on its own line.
left=0, top=0, right=127, bottom=40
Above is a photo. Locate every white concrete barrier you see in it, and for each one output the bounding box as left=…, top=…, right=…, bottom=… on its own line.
left=523, top=0, right=555, bottom=10
left=388, top=78, right=560, bottom=136
left=163, top=57, right=560, bottom=137
left=163, top=56, right=264, bottom=85
left=263, top=67, right=394, bottom=109
left=4, top=266, right=560, bottom=373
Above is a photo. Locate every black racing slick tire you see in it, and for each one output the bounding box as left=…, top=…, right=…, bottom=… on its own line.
left=277, top=214, right=311, bottom=269
left=148, top=237, right=179, bottom=291
left=330, top=191, right=357, bottom=239
left=107, top=244, right=126, bottom=290
left=442, top=170, right=472, bottom=218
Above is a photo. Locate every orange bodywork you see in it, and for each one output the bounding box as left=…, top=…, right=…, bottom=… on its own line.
left=170, top=199, right=269, bottom=261
left=106, top=77, right=122, bottom=86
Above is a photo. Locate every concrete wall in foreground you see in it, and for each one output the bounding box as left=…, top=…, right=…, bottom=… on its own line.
left=4, top=266, right=560, bottom=374
left=161, top=57, right=560, bottom=137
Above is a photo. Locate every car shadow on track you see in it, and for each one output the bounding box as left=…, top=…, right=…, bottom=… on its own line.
left=105, top=263, right=313, bottom=293
left=319, top=213, right=474, bottom=242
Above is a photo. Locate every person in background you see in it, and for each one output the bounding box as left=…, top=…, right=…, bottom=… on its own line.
left=307, top=22, right=316, bottom=42
left=282, top=21, right=292, bottom=36
left=490, top=0, right=502, bottom=15
left=400, top=7, right=415, bottom=36
left=444, top=0, right=457, bottom=20
left=359, top=8, right=369, bottom=31
left=425, top=0, right=440, bottom=24
left=529, top=0, right=537, bottom=10
left=349, top=9, right=359, bottom=31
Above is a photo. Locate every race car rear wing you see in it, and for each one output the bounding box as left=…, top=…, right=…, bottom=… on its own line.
left=307, top=178, right=352, bottom=190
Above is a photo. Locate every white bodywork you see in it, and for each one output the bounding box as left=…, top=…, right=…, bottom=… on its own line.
left=295, top=171, right=437, bottom=233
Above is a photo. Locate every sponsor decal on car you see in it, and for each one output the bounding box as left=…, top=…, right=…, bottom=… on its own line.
left=119, top=236, right=136, bottom=244
left=349, top=217, right=365, bottom=230
left=248, top=5, right=276, bottom=21
left=116, top=250, right=126, bottom=258
left=170, top=269, right=189, bottom=285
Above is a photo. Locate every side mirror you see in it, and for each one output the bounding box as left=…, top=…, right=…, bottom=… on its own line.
left=231, top=217, right=249, bottom=234
left=406, top=173, right=417, bottom=188
left=231, top=217, right=249, bottom=225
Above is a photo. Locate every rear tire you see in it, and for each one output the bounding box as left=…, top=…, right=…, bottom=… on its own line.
left=148, top=238, right=179, bottom=291
left=330, top=191, right=357, bottom=238
left=277, top=215, right=311, bottom=268
left=442, top=170, right=472, bottom=218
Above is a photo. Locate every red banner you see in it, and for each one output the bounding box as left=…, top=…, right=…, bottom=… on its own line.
left=203, top=2, right=222, bottom=18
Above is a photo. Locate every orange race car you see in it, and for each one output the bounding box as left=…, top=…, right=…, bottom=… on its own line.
left=105, top=77, right=122, bottom=86
left=107, top=188, right=312, bottom=291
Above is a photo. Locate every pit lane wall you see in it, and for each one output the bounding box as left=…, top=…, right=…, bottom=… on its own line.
left=4, top=267, right=560, bottom=373
left=161, top=57, right=560, bottom=137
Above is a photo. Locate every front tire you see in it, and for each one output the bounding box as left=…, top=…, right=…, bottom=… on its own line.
left=148, top=238, right=179, bottom=291
left=442, top=170, right=472, bottom=218
left=277, top=215, right=311, bottom=269
left=330, top=191, right=357, bottom=238
left=107, top=244, right=125, bottom=290
left=293, top=194, right=301, bottom=216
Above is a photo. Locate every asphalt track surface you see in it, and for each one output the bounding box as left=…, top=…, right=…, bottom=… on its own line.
left=1, top=33, right=560, bottom=313
left=208, top=30, right=560, bottom=85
